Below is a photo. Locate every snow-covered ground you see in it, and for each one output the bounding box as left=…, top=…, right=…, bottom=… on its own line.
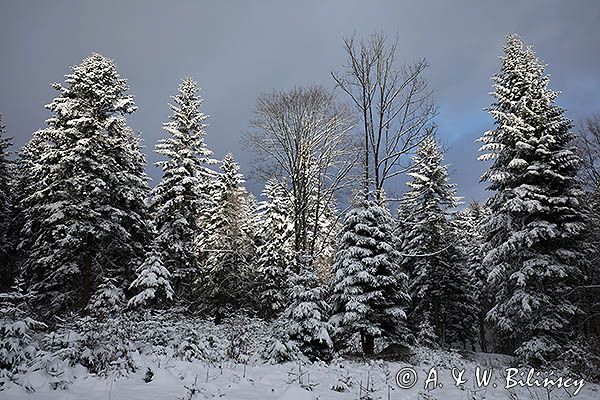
left=3, top=351, right=598, bottom=400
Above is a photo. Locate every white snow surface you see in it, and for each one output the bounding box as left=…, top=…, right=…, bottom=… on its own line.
left=3, top=350, right=598, bottom=399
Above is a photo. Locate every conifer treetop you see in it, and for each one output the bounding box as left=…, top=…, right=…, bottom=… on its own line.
left=156, top=76, right=215, bottom=172
left=403, top=134, right=461, bottom=213
left=479, top=33, right=576, bottom=189
left=48, top=53, right=136, bottom=123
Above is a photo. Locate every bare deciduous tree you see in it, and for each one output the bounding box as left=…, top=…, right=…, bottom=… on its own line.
left=577, top=114, right=600, bottom=192
left=576, top=114, right=600, bottom=337
left=332, top=32, right=436, bottom=202
left=246, top=86, right=356, bottom=271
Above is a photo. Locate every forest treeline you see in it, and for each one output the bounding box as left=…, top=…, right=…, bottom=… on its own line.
left=0, top=33, right=599, bottom=379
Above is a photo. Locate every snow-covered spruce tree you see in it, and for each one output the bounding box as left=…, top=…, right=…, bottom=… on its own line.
left=284, top=265, right=333, bottom=361
left=55, top=278, right=138, bottom=377
left=0, top=116, right=15, bottom=291
left=272, top=180, right=340, bottom=360
left=196, top=153, right=254, bottom=322
left=10, top=135, right=43, bottom=294
left=329, top=196, right=410, bottom=355
left=0, top=278, right=45, bottom=385
left=87, top=278, right=126, bottom=319
left=454, top=201, right=491, bottom=352
left=19, top=53, right=151, bottom=316
left=399, top=135, right=474, bottom=348
left=128, top=245, right=174, bottom=309
left=254, top=179, right=295, bottom=319
left=150, top=77, right=216, bottom=299
left=479, top=34, right=588, bottom=365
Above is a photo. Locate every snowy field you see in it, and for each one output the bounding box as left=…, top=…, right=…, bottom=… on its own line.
left=3, top=351, right=598, bottom=400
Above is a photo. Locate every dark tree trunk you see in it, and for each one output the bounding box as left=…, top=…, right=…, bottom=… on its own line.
left=479, top=312, right=487, bottom=352
left=361, top=332, right=375, bottom=355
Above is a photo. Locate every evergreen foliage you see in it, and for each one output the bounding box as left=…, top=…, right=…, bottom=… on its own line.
left=128, top=247, right=174, bottom=309
left=18, top=53, right=151, bottom=315
left=150, top=77, right=216, bottom=297
left=284, top=267, right=333, bottom=361
left=399, top=135, right=474, bottom=347
left=479, top=34, right=587, bottom=365
left=196, top=154, right=253, bottom=322
left=0, top=280, right=45, bottom=380
left=454, top=202, right=491, bottom=351
left=329, top=197, right=409, bottom=355
left=254, top=179, right=295, bottom=319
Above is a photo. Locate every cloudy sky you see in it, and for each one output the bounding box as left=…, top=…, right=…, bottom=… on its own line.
left=1, top=0, right=599, bottom=202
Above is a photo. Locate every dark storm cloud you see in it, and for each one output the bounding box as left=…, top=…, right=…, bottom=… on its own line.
left=1, top=0, right=599, bottom=202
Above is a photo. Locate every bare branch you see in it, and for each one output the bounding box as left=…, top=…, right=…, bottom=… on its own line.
left=244, top=86, right=357, bottom=271
left=332, top=32, right=436, bottom=202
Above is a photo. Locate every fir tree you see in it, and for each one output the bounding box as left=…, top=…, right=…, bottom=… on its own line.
left=479, top=34, right=587, bottom=365
left=196, top=153, right=253, bottom=322
left=19, top=53, right=151, bottom=315
left=150, top=77, right=216, bottom=298
left=11, top=134, right=45, bottom=293
left=128, top=246, right=174, bottom=309
left=254, top=179, right=295, bottom=319
left=399, top=135, right=474, bottom=348
left=285, top=266, right=333, bottom=361
left=87, top=278, right=126, bottom=319
left=0, top=279, right=45, bottom=378
left=0, top=116, right=15, bottom=290
left=329, top=197, right=409, bottom=355
left=454, top=202, right=491, bottom=352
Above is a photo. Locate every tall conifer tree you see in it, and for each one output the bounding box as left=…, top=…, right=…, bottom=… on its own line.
left=254, top=179, right=295, bottom=319
left=196, top=154, right=253, bottom=321
left=150, top=77, right=216, bottom=297
left=454, top=202, right=491, bottom=351
left=399, top=135, right=473, bottom=347
left=479, top=34, right=586, bottom=364
left=330, top=197, right=409, bottom=355
left=19, top=54, right=151, bottom=315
